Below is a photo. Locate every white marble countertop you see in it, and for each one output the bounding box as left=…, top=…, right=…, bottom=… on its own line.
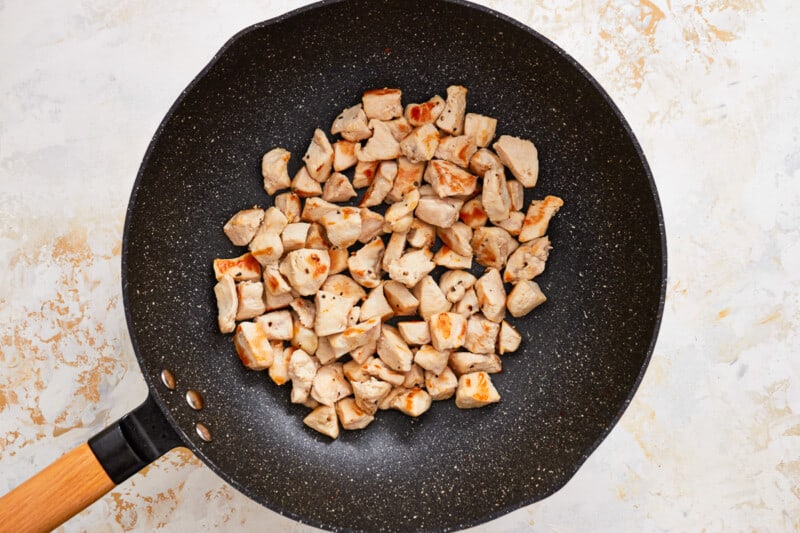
left=1, top=0, right=798, bottom=531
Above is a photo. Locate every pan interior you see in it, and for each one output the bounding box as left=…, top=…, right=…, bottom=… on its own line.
left=123, top=0, right=665, bottom=531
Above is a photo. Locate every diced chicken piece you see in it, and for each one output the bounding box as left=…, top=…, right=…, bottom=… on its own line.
left=304, top=223, right=328, bottom=249
left=428, top=312, right=467, bottom=352
left=384, top=189, right=420, bottom=231
left=503, top=235, right=551, bottom=282
left=469, top=148, right=503, bottom=177
left=289, top=349, right=320, bottom=404
left=350, top=339, right=377, bottom=364
left=482, top=167, right=511, bottom=222
left=507, top=280, right=547, bottom=317
left=459, top=196, right=488, bottom=228
left=433, top=246, right=473, bottom=269
left=281, top=222, right=310, bottom=252
left=360, top=284, right=395, bottom=322
left=450, top=351, right=502, bottom=376
left=321, top=274, right=367, bottom=305
left=381, top=230, right=407, bottom=272
left=435, top=85, right=468, bottom=135
left=315, top=335, right=336, bottom=365
left=256, top=310, right=293, bottom=340
left=289, top=298, right=316, bottom=328
left=399, top=124, right=439, bottom=163
left=301, top=197, right=339, bottom=223
left=385, top=116, right=413, bottom=141
left=336, top=397, right=374, bottom=430
left=415, top=196, right=463, bottom=228
left=343, top=359, right=372, bottom=383
left=390, top=387, right=432, bottom=417
left=425, top=367, right=458, bottom=400
left=402, top=364, right=425, bottom=388
left=506, top=180, right=524, bottom=211
left=233, top=321, right=273, bottom=370
left=303, top=405, right=339, bottom=439
left=383, top=280, right=420, bottom=316
left=314, top=291, right=353, bottom=336
left=320, top=206, right=362, bottom=249
left=414, top=344, right=450, bottom=375
left=388, top=248, right=436, bottom=288
left=358, top=208, right=385, bottom=243
left=472, top=226, right=519, bottom=270
left=386, top=157, right=425, bottom=203
left=352, top=378, right=392, bottom=415
left=493, top=135, right=539, bottom=187
left=437, top=222, right=473, bottom=256
left=475, top=268, right=506, bottom=323
left=329, top=248, right=349, bottom=275
left=356, top=120, right=401, bottom=161
left=365, top=357, right=406, bottom=387
left=406, top=218, right=436, bottom=249
left=347, top=237, right=384, bottom=288
left=328, top=317, right=382, bottom=357
left=464, top=314, right=500, bottom=354
left=311, top=363, right=352, bottom=406
left=425, top=160, right=478, bottom=198
left=405, top=95, right=446, bottom=126
left=224, top=208, right=264, bottom=246
left=412, top=275, right=451, bottom=320
left=331, top=103, right=372, bottom=142
left=235, top=281, right=266, bottom=320
left=281, top=249, right=331, bottom=296
left=214, top=275, right=237, bottom=333
left=455, top=372, right=501, bottom=409
left=495, top=211, right=525, bottom=236
left=291, top=166, right=323, bottom=197
left=397, top=321, right=430, bottom=346
left=333, top=140, right=358, bottom=171
left=290, top=320, right=318, bottom=354
left=498, top=321, right=522, bottom=355
left=274, top=192, right=301, bottom=223
left=362, top=88, right=403, bottom=120
left=302, top=128, right=334, bottom=182
left=249, top=221, right=284, bottom=266
left=464, top=113, right=497, bottom=148
left=322, top=172, right=357, bottom=203
left=352, top=160, right=378, bottom=188
left=434, top=135, right=477, bottom=168
left=454, top=288, right=480, bottom=316
left=214, top=253, right=262, bottom=282
left=265, top=290, right=294, bottom=311
left=261, top=147, right=292, bottom=195
left=439, top=270, right=477, bottom=303
left=519, top=196, right=564, bottom=241
left=359, top=160, right=396, bottom=207
left=269, top=344, right=292, bottom=386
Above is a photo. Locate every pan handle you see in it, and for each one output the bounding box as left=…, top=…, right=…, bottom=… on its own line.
left=0, top=394, right=182, bottom=533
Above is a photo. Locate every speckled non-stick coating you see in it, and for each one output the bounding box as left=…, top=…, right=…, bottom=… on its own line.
left=122, top=0, right=666, bottom=531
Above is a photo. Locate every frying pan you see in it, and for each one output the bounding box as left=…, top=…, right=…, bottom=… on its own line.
left=0, top=0, right=666, bottom=531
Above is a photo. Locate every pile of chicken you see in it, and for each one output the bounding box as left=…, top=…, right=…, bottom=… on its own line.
left=212, top=86, right=563, bottom=439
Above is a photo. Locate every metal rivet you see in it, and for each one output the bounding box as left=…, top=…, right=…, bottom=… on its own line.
left=186, top=389, right=204, bottom=410
left=160, top=369, right=175, bottom=390
left=195, top=422, right=212, bottom=442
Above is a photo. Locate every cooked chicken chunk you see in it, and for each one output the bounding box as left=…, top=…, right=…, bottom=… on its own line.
left=433, top=245, right=473, bottom=269
left=506, top=180, right=524, bottom=211
left=428, top=312, right=467, bottom=352
left=315, top=335, right=336, bottom=365
left=388, top=248, right=436, bottom=288
left=235, top=281, right=266, bottom=320
left=381, top=230, right=407, bottom=272
left=214, top=275, right=237, bottom=333
left=291, top=321, right=318, bottom=354
left=365, top=357, right=406, bottom=387
left=402, top=364, right=426, bottom=388
left=256, top=310, right=294, bottom=340
left=495, top=211, right=524, bottom=236
left=322, top=172, right=357, bottom=203
left=328, top=317, right=381, bottom=357
left=455, top=371, right=500, bottom=409
left=330, top=248, right=350, bottom=276
left=289, top=349, right=320, bottom=404
left=389, top=387, right=432, bottom=417
left=303, top=129, right=334, bottom=182
left=464, top=113, right=497, bottom=148
left=434, top=135, right=477, bottom=168
left=331, top=103, right=372, bottom=142
left=459, top=197, right=488, bottom=229
left=347, top=237, right=384, bottom=288
left=493, top=135, right=539, bottom=187
left=224, top=208, right=264, bottom=246
left=387, top=157, right=425, bottom=203
left=350, top=339, right=378, bottom=365
left=301, top=197, right=339, bottom=223
left=269, top=344, right=292, bottom=386
left=385, top=116, right=413, bottom=142
left=507, top=280, right=547, bottom=317
left=436, top=85, right=468, bottom=135
left=304, top=222, right=328, bottom=249
left=249, top=208, right=287, bottom=265
left=472, top=226, right=518, bottom=270
left=399, top=124, right=440, bottom=163
left=281, top=222, right=311, bottom=252
left=405, top=95, right=445, bottom=126
left=291, top=166, right=323, bottom=197
left=503, top=236, right=551, bottom=282
left=437, top=222, right=473, bottom=257
left=412, top=275, right=451, bottom=319
left=439, top=270, right=477, bottom=303
left=314, top=291, right=353, bottom=336
left=264, top=290, right=294, bottom=311
left=311, top=363, right=353, bottom=406
left=320, top=206, right=362, bottom=249
left=377, top=325, right=414, bottom=372
left=406, top=218, right=436, bottom=249
left=425, top=367, right=458, bottom=400
left=352, top=160, right=378, bottom=189
left=280, top=248, right=331, bottom=296
left=359, top=160, right=396, bottom=207
left=303, top=405, right=339, bottom=439
left=332, top=140, right=358, bottom=172
left=397, top=321, right=431, bottom=346
left=414, top=344, right=450, bottom=375
left=519, top=196, right=564, bottom=242
left=454, top=288, right=480, bottom=316
left=464, top=314, right=500, bottom=354
left=357, top=208, right=384, bottom=243
left=351, top=378, right=393, bottom=415
left=288, top=298, right=315, bottom=328
left=498, top=321, right=522, bottom=355
left=482, top=167, right=511, bottom=223
left=335, top=397, right=374, bottom=430
left=362, top=88, right=402, bottom=120
left=274, top=192, right=301, bottom=223
left=383, top=280, right=420, bottom=316
left=384, top=189, right=420, bottom=232
left=475, top=268, right=506, bottom=323
left=321, top=274, right=367, bottom=305
left=415, top=196, right=463, bottom=228
left=356, top=120, right=401, bottom=161
left=469, top=148, right=503, bottom=177
left=261, top=147, right=292, bottom=195
left=343, top=359, right=371, bottom=383
left=214, top=253, right=262, bottom=282
left=425, top=160, right=478, bottom=198
left=233, top=321, right=273, bottom=370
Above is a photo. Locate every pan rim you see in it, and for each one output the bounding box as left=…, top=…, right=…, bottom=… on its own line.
left=121, top=0, right=668, bottom=531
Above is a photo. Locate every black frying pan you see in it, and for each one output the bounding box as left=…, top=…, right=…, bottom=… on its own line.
left=0, top=1, right=666, bottom=531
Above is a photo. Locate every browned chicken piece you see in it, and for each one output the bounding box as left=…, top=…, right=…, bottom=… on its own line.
left=387, top=157, right=425, bottom=203
left=311, top=363, right=353, bottom=406
left=291, top=319, right=317, bottom=354
left=415, top=196, right=463, bottom=228
left=383, top=280, right=420, bottom=316
left=331, top=103, right=372, bottom=142
left=385, top=116, right=413, bottom=141
left=388, top=248, right=436, bottom=288
left=304, top=223, right=328, bottom=250
left=455, top=371, right=500, bottom=409
left=249, top=207, right=289, bottom=265
left=433, top=245, right=472, bottom=270
left=335, top=397, right=374, bottom=430
left=519, top=196, right=564, bottom=242
left=365, top=357, right=406, bottom=387
left=320, top=206, right=362, bottom=249
left=274, top=191, right=301, bottom=223
left=493, top=135, right=539, bottom=187
left=320, top=274, right=367, bottom=305
left=264, top=290, right=294, bottom=312
left=315, top=336, right=336, bottom=365
left=327, top=247, right=347, bottom=275
left=301, top=196, right=339, bottom=223
left=436, top=85, right=468, bottom=135
left=362, top=88, right=403, bottom=120
left=377, top=386, right=407, bottom=410
left=438, top=269, right=477, bottom=303
left=377, top=325, right=414, bottom=372
left=359, top=284, right=395, bottom=322
left=314, top=290, right=353, bottom=336
left=464, top=113, right=497, bottom=148
left=235, top=281, right=266, bottom=320
left=264, top=263, right=292, bottom=296
left=495, top=211, right=524, bottom=236
left=333, top=140, right=358, bottom=171
left=352, top=160, right=378, bottom=189
left=498, top=321, right=522, bottom=354
left=475, top=268, right=506, bottom=323
left=347, top=237, right=384, bottom=288
left=381, top=230, right=407, bottom=272
left=256, top=310, right=294, bottom=340
left=303, top=128, right=334, bottom=182
left=434, top=135, right=477, bottom=168
left=289, top=349, right=320, bottom=404
left=389, top=387, right=432, bottom=417
left=214, top=275, right=237, bottom=333
left=414, top=344, right=450, bottom=375
left=468, top=148, right=503, bottom=177
left=358, top=208, right=385, bottom=243
left=322, top=172, right=357, bottom=203
left=458, top=196, right=488, bottom=229
left=428, top=312, right=467, bottom=352
left=351, top=378, right=393, bottom=415
left=472, top=226, right=519, bottom=270
left=343, top=359, right=372, bottom=383
left=359, top=160, right=396, bottom=207
left=425, top=367, right=458, bottom=401
left=437, top=222, right=473, bottom=257
left=269, top=344, right=293, bottom=386
left=504, top=235, right=551, bottom=283
left=397, top=321, right=431, bottom=346
left=289, top=297, right=316, bottom=328
left=451, top=289, right=479, bottom=319
left=281, top=222, right=311, bottom=252
left=425, top=160, right=478, bottom=198
left=356, top=120, right=401, bottom=161
left=261, top=147, right=292, bottom=195
left=482, top=167, right=511, bottom=222
left=506, top=180, right=524, bottom=211
left=384, top=189, right=420, bottom=232
left=402, top=364, right=426, bottom=388
left=464, top=314, right=500, bottom=354
left=412, top=275, right=452, bottom=320
left=404, top=95, right=446, bottom=126
left=224, top=208, right=264, bottom=246
left=384, top=211, right=413, bottom=235
left=328, top=317, right=381, bottom=357
left=214, top=252, right=262, bottom=282
left=350, top=339, right=378, bottom=365
left=507, top=280, right=547, bottom=317
left=303, top=405, right=339, bottom=439
left=234, top=321, right=273, bottom=370
left=406, top=218, right=436, bottom=248
left=280, top=248, right=331, bottom=296
left=291, top=166, right=323, bottom=197
left=399, top=124, right=440, bottom=163
left=450, top=351, right=502, bottom=376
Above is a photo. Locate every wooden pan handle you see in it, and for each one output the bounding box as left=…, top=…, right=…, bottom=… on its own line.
left=0, top=443, right=114, bottom=533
